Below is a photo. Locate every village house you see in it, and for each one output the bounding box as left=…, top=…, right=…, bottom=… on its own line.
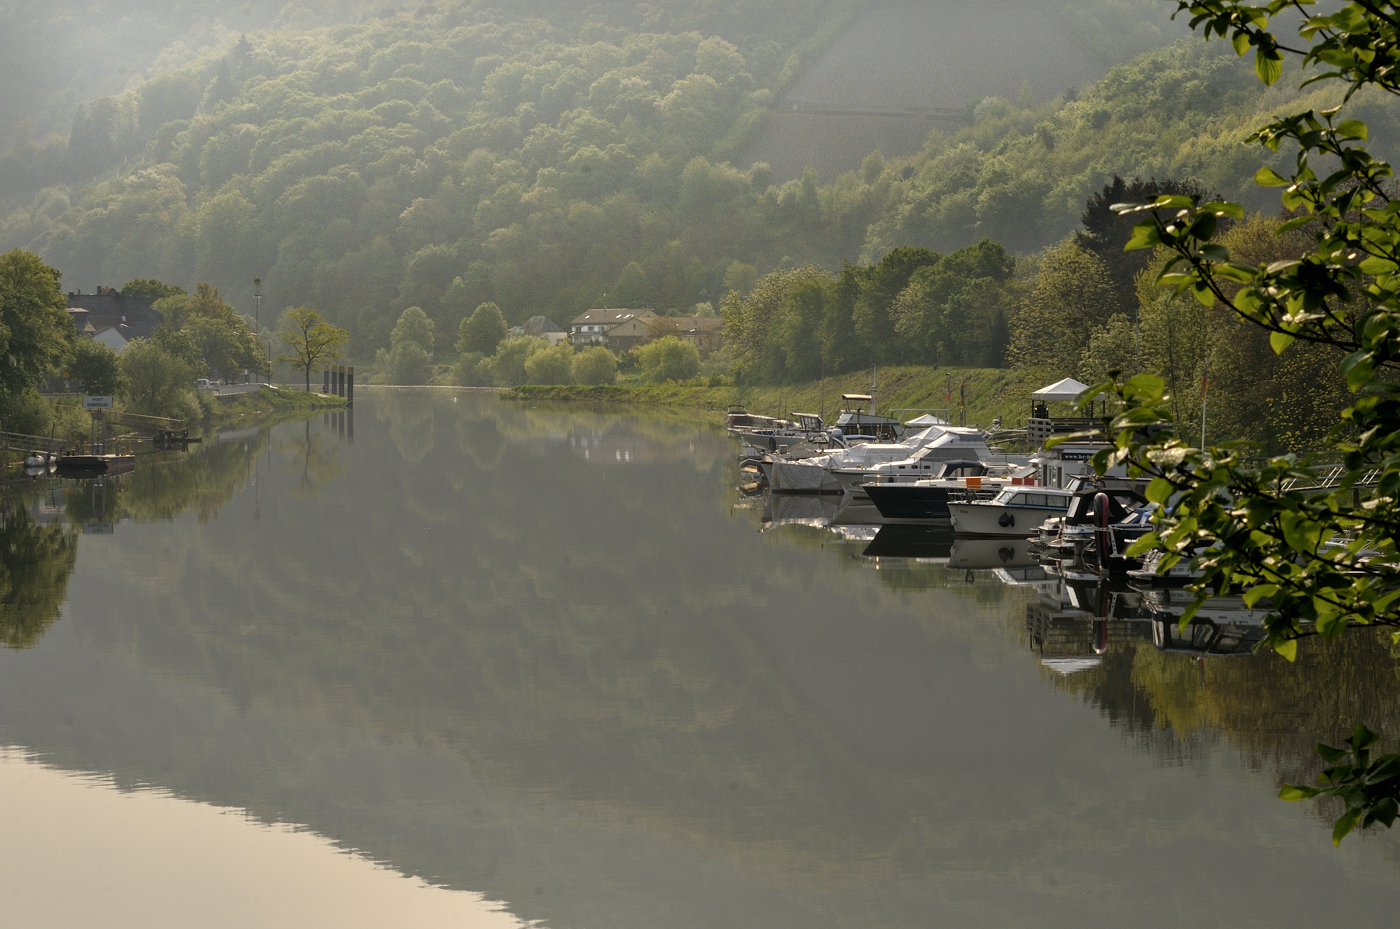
left=66, top=287, right=163, bottom=354
left=645, top=315, right=725, bottom=354
left=569, top=308, right=657, bottom=347
left=523, top=315, right=568, bottom=345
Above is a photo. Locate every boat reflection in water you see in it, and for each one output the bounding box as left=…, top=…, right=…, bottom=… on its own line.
left=749, top=467, right=1273, bottom=666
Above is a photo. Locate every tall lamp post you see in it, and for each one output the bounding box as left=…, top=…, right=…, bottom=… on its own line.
left=253, top=277, right=263, bottom=384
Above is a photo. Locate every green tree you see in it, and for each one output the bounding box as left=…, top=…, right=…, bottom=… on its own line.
left=278, top=307, right=348, bottom=393
left=1008, top=240, right=1119, bottom=371
left=119, top=338, right=197, bottom=419
left=390, top=305, right=435, bottom=354
left=184, top=315, right=262, bottom=380
left=457, top=302, right=507, bottom=356
left=380, top=342, right=431, bottom=385
left=722, top=261, right=758, bottom=298
left=572, top=345, right=618, bottom=385
left=489, top=336, right=547, bottom=387
left=120, top=278, right=186, bottom=306
left=851, top=246, right=940, bottom=365
left=1096, top=0, right=1400, bottom=843
left=636, top=336, right=700, bottom=382
left=0, top=249, right=74, bottom=397
left=68, top=338, right=124, bottom=395
left=523, top=342, right=573, bottom=384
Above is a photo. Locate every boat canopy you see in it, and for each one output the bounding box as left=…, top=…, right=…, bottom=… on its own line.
left=904, top=413, right=949, bottom=426
left=1031, top=377, right=1096, bottom=402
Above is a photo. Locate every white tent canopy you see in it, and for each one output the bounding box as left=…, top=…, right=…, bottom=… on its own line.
left=1032, top=377, right=1097, bottom=402
left=904, top=413, right=949, bottom=426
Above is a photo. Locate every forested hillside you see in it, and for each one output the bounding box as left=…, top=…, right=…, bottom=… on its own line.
left=3, top=0, right=1398, bottom=368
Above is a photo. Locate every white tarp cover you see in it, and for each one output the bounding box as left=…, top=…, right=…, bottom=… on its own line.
left=904, top=413, right=949, bottom=426
left=1040, top=656, right=1103, bottom=674
left=1032, top=377, right=1093, bottom=402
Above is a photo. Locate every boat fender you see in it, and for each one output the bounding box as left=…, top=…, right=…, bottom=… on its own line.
left=998, top=512, right=1015, bottom=528
left=768, top=435, right=777, bottom=452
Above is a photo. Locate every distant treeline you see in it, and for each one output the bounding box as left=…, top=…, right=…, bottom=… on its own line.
left=3, top=3, right=1396, bottom=363
left=723, top=176, right=1353, bottom=455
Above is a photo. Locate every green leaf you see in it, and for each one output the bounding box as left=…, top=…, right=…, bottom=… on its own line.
left=1336, top=119, right=1368, bottom=141
left=1274, top=637, right=1298, bottom=661
left=1341, top=351, right=1375, bottom=391
left=1125, top=532, right=1161, bottom=557
left=1124, top=222, right=1164, bottom=251
left=1145, top=477, right=1175, bottom=504
left=1254, top=166, right=1290, bottom=187
left=1333, top=808, right=1362, bottom=846
left=1270, top=330, right=1295, bottom=354
left=1317, top=743, right=1349, bottom=764
left=1198, top=201, right=1245, bottom=219
left=1123, top=373, right=1166, bottom=401
left=1255, top=48, right=1283, bottom=85
left=1278, top=784, right=1318, bottom=802
left=1231, top=31, right=1251, bottom=56
left=1242, top=583, right=1278, bottom=607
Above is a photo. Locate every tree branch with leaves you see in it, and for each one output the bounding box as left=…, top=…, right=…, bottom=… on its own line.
left=1083, top=0, right=1400, bottom=843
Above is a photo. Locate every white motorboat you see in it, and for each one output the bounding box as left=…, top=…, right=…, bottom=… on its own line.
left=949, top=486, right=1076, bottom=538
left=1126, top=548, right=1206, bottom=586
left=728, top=410, right=842, bottom=457
left=764, top=424, right=1006, bottom=494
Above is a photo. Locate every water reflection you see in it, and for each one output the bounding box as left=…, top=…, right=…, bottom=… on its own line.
left=0, top=491, right=77, bottom=648
left=0, top=390, right=1396, bottom=928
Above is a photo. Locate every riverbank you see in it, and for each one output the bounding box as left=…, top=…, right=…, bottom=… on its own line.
left=504, top=366, right=1050, bottom=430
left=202, top=385, right=346, bottom=429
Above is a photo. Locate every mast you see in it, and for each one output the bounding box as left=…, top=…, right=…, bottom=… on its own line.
left=1200, top=357, right=1209, bottom=449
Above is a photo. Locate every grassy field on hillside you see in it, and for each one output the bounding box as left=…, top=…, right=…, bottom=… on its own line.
left=505, top=366, right=1052, bottom=429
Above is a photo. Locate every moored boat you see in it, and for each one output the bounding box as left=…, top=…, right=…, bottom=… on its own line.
left=949, top=486, right=1076, bottom=538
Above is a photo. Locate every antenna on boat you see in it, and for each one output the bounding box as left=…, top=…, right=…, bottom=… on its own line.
left=871, top=365, right=877, bottom=416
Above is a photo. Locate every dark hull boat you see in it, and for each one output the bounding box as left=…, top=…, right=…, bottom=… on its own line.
left=56, top=455, right=136, bottom=476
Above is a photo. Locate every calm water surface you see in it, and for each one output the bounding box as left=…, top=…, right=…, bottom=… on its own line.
left=0, top=389, right=1396, bottom=928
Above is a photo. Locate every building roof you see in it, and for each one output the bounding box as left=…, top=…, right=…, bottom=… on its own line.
left=647, top=316, right=724, bottom=335
left=570, top=308, right=657, bottom=326
left=66, top=288, right=163, bottom=342
left=524, top=315, right=565, bottom=334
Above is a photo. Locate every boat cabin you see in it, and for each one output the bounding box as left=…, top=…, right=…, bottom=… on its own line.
left=834, top=394, right=904, bottom=443
left=989, top=486, right=1075, bottom=508
left=1150, top=617, right=1266, bottom=656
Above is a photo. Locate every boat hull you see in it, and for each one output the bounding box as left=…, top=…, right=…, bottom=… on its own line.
left=950, top=501, right=1066, bottom=538
left=862, top=484, right=952, bottom=522
left=56, top=454, right=136, bottom=476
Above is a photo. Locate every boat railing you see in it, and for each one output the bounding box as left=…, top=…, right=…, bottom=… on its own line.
left=0, top=429, right=66, bottom=455
left=1028, top=416, right=1103, bottom=444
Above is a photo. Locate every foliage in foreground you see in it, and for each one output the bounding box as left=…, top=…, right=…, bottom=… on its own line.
left=1088, top=0, right=1400, bottom=842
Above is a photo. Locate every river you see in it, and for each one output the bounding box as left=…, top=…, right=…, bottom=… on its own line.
left=0, top=389, right=1395, bottom=928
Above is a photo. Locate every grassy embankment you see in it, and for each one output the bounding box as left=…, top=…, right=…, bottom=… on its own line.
left=504, top=367, right=1052, bottom=429
left=206, top=385, right=346, bottom=424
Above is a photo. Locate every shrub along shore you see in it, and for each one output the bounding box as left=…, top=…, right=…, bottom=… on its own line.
left=503, top=366, right=1051, bottom=430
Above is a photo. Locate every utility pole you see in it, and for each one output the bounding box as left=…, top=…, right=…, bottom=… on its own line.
left=1200, top=357, right=1209, bottom=449
left=253, top=277, right=262, bottom=383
